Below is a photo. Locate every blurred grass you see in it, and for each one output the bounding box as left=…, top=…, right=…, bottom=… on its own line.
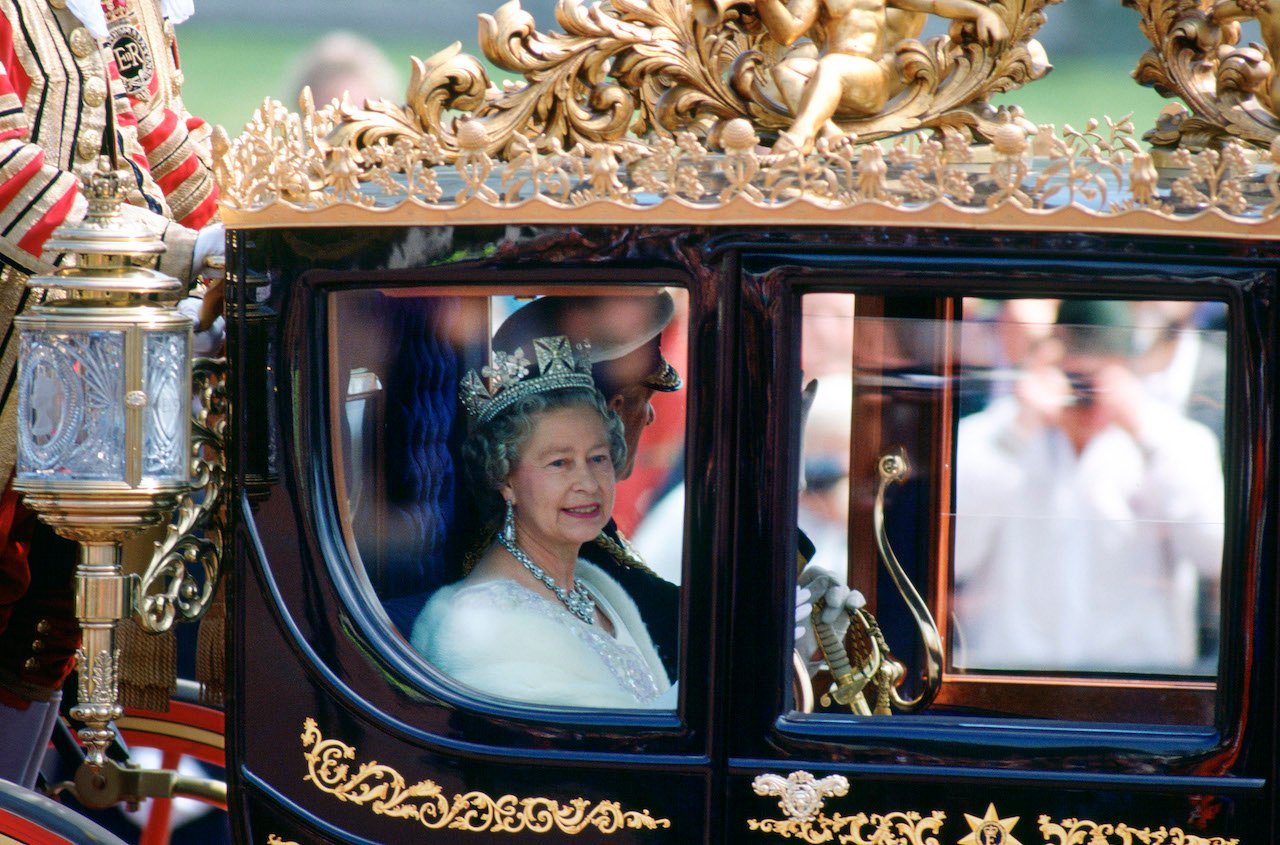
left=991, top=58, right=1170, bottom=137
left=177, top=23, right=1174, bottom=145
left=177, top=24, right=444, bottom=133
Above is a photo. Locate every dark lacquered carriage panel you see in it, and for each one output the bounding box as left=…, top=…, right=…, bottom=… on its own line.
left=225, top=224, right=1276, bottom=844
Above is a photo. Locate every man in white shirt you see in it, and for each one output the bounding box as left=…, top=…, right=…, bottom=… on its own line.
left=952, top=300, right=1224, bottom=673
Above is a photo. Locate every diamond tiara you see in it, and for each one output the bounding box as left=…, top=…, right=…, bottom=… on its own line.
left=460, top=335, right=596, bottom=424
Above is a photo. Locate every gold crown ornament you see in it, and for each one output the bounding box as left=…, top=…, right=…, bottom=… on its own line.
left=460, top=335, right=595, bottom=424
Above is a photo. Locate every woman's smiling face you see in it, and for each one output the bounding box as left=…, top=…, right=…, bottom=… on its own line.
left=502, top=405, right=616, bottom=558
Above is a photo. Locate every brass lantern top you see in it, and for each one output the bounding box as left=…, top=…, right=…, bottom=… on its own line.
left=28, top=158, right=182, bottom=303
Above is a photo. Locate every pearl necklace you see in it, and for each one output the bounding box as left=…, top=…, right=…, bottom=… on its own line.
left=498, top=534, right=596, bottom=625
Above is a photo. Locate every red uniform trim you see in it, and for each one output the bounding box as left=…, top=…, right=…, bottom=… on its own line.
left=0, top=12, right=30, bottom=104
left=16, top=187, right=75, bottom=256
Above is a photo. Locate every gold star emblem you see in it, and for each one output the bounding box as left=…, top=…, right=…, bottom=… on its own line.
left=958, top=804, right=1022, bottom=845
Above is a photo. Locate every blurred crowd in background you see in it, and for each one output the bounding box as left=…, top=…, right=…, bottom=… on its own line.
left=176, top=0, right=1202, bottom=144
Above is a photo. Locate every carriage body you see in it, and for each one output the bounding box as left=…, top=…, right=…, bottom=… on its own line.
left=221, top=214, right=1276, bottom=843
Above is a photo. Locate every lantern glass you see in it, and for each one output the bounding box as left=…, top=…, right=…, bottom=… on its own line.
left=18, top=329, right=126, bottom=481
left=142, top=330, right=190, bottom=482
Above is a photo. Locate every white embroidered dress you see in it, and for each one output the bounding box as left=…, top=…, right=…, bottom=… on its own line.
left=411, top=559, right=673, bottom=708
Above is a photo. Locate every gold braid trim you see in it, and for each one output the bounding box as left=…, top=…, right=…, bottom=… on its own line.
left=461, top=524, right=497, bottom=576
left=591, top=529, right=660, bottom=577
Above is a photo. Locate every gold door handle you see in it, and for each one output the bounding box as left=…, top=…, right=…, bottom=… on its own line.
left=872, top=449, right=943, bottom=711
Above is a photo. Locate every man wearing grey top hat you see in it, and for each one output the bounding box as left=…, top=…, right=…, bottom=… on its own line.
left=491, top=292, right=684, bottom=677
left=494, top=292, right=683, bottom=479
left=491, top=292, right=861, bottom=690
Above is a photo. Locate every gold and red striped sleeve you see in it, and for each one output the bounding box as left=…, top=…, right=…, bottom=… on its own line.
left=127, top=20, right=216, bottom=229
left=0, top=6, right=78, bottom=268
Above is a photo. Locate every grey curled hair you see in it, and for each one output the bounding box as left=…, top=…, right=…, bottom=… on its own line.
left=462, top=386, right=627, bottom=520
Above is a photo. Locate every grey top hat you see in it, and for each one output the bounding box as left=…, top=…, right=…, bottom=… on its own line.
left=492, top=292, right=682, bottom=397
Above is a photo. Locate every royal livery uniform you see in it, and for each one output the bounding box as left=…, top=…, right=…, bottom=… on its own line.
left=0, top=0, right=217, bottom=785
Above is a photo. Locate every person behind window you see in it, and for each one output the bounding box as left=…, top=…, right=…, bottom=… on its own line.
left=953, top=300, right=1224, bottom=673
left=411, top=336, right=674, bottom=708
left=490, top=293, right=683, bottom=675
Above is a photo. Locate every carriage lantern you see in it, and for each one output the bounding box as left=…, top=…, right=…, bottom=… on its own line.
left=13, top=159, right=193, bottom=770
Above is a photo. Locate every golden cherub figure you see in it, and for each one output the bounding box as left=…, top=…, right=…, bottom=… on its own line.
left=750, top=0, right=1008, bottom=153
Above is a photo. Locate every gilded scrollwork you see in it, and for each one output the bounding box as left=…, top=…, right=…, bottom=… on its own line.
left=315, top=0, right=1056, bottom=163
left=300, top=718, right=671, bottom=834
left=747, top=771, right=946, bottom=844
left=747, top=810, right=947, bottom=844
left=217, top=94, right=1280, bottom=233
left=135, top=357, right=227, bottom=633
left=1126, top=0, right=1280, bottom=150
left=1039, top=815, right=1240, bottom=845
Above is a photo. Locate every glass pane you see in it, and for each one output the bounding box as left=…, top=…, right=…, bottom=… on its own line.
left=17, top=330, right=125, bottom=481
left=142, top=330, right=191, bottom=482
left=953, top=299, right=1225, bottom=676
left=794, top=294, right=1226, bottom=724
left=330, top=287, right=687, bottom=711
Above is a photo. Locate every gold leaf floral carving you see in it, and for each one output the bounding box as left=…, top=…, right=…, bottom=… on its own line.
left=217, top=97, right=1280, bottom=234
left=747, top=771, right=945, bottom=844
left=300, top=718, right=671, bottom=835
left=747, top=809, right=947, bottom=844
left=1125, top=0, right=1280, bottom=150
left=315, top=0, right=1058, bottom=163
left=1039, top=815, right=1240, bottom=845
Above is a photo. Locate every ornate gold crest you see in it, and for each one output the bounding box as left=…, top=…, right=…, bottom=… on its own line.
left=746, top=770, right=946, bottom=843
left=214, top=0, right=1280, bottom=233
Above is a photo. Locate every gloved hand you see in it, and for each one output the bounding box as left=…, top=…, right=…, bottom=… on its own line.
left=799, top=564, right=864, bottom=626
left=191, top=222, right=225, bottom=280
left=795, top=564, right=866, bottom=669
left=181, top=223, right=226, bottom=355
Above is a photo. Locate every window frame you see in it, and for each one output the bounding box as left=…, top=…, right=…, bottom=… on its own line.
left=730, top=250, right=1266, bottom=773
left=313, top=269, right=707, bottom=748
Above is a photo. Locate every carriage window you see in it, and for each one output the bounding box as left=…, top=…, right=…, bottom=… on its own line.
left=329, top=287, right=688, bottom=711
left=794, top=294, right=1226, bottom=725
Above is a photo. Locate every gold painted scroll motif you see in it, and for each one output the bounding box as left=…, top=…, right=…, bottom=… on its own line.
left=300, top=718, right=671, bottom=835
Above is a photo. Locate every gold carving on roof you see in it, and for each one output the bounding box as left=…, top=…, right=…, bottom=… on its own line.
left=212, top=0, right=1280, bottom=232
left=300, top=718, right=671, bottom=834
left=1128, top=0, right=1280, bottom=150
left=746, top=770, right=946, bottom=843
left=318, top=0, right=1055, bottom=160
left=218, top=96, right=1280, bottom=236
left=1039, top=815, right=1239, bottom=845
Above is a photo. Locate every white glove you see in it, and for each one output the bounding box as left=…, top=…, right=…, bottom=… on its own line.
left=799, top=564, right=865, bottom=625
left=795, top=564, right=866, bottom=669
left=191, top=222, right=225, bottom=280
left=177, top=296, right=225, bottom=356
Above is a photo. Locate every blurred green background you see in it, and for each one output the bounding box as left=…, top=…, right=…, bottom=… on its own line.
left=176, top=4, right=1175, bottom=143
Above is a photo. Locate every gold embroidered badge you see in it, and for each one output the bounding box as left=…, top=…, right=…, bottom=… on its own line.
left=108, top=22, right=154, bottom=98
